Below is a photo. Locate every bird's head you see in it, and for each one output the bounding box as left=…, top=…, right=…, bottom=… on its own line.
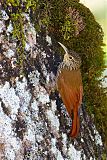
left=58, top=42, right=81, bottom=66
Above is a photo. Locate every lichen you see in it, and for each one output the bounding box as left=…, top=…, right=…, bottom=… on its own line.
left=0, top=0, right=107, bottom=156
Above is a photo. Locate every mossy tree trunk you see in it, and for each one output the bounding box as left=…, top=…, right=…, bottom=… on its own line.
left=0, top=0, right=107, bottom=159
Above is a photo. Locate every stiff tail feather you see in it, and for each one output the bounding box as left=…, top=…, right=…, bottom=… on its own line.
left=70, top=109, right=80, bottom=138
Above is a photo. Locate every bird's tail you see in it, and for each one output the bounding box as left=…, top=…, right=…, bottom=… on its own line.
left=70, top=108, right=80, bottom=138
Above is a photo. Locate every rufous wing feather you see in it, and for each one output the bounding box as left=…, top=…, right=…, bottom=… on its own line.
left=57, top=69, right=83, bottom=138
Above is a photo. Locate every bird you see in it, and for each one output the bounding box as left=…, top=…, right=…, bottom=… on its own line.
left=56, top=42, right=83, bottom=138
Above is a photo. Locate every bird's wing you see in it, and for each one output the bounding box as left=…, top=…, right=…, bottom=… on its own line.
left=57, top=69, right=83, bottom=116
left=57, top=70, right=83, bottom=138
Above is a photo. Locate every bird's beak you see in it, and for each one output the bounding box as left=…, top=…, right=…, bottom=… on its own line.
left=58, top=42, right=68, bottom=54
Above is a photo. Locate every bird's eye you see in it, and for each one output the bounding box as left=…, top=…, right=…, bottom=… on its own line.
left=69, top=56, right=73, bottom=59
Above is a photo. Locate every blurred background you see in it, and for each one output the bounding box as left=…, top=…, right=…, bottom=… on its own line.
left=80, top=0, right=107, bottom=63
left=80, top=0, right=107, bottom=86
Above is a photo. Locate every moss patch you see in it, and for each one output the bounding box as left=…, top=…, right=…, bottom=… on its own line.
left=1, top=0, right=107, bottom=153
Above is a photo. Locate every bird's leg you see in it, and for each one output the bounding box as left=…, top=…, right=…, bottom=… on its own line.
left=45, top=81, right=56, bottom=95
left=40, top=73, right=56, bottom=95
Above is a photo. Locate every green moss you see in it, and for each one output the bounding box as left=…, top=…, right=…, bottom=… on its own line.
left=1, top=0, right=37, bottom=74
left=31, top=0, right=107, bottom=150
left=1, top=1, right=23, bottom=73
left=11, top=13, right=25, bottom=72
left=1, top=0, right=107, bottom=153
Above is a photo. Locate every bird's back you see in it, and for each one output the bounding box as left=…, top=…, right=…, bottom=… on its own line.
left=57, top=68, right=83, bottom=115
left=60, top=69, right=82, bottom=87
